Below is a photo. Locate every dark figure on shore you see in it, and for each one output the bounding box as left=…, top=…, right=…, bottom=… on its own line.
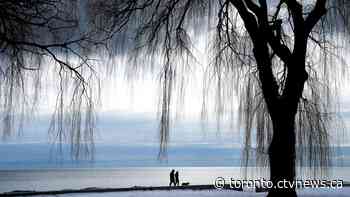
left=175, top=171, right=179, bottom=186
left=169, top=169, right=176, bottom=186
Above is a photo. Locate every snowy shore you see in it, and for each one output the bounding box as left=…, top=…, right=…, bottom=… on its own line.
left=54, top=187, right=350, bottom=197
left=1, top=185, right=349, bottom=197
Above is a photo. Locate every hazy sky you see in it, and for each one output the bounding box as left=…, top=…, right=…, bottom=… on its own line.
left=3, top=39, right=350, bottom=147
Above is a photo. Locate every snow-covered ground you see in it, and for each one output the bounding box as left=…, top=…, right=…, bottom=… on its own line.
left=47, top=187, right=350, bottom=197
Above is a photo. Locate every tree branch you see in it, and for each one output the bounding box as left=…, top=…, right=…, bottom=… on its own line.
left=305, top=0, right=327, bottom=34
left=229, top=0, right=280, bottom=112
left=229, top=0, right=259, bottom=42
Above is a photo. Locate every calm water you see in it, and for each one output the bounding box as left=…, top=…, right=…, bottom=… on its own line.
left=0, top=167, right=350, bottom=193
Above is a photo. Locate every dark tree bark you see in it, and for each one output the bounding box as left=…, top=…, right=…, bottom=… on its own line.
left=253, top=49, right=303, bottom=196
left=267, top=108, right=298, bottom=197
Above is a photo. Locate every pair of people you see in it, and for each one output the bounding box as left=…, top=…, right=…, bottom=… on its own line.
left=169, top=169, right=179, bottom=186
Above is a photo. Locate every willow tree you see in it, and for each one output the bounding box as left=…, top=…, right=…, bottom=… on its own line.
left=87, top=0, right=349, bottom=196
left=0, top=0, right=100, bottom=158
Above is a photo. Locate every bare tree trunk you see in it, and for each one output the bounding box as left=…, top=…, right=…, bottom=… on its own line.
left=267, top=108, right=297, bottom=197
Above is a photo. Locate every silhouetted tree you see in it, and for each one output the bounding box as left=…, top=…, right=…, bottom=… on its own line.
left=0, top=0, right=100, bottom=158
left=1, top=1, right=349, bottom=195
left=88, top=0, right=350, bottom=196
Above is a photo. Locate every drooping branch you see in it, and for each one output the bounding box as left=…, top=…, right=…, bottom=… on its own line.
left=0, top=0, right=102, bottom=159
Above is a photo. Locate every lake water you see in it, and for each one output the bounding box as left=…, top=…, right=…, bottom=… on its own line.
left=1, top=167, right=350, bottom=193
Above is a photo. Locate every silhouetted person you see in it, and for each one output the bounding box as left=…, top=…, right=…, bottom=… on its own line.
left=169, top=169, right=176, bottom=186
left=175, top=171, right=179, bottom=186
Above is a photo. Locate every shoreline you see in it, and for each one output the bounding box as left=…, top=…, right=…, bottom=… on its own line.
left=1, top=183, right=350, bottom=197
left=0, top=185, right=241, bottom=197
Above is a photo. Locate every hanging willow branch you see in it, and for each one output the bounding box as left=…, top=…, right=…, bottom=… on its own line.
left=0, top=0, right=102, bottom=159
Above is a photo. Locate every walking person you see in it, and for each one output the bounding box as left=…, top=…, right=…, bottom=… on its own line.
left=169, top=169, right=176, bottom=186
left=175, top=171, right=179, bottom=186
